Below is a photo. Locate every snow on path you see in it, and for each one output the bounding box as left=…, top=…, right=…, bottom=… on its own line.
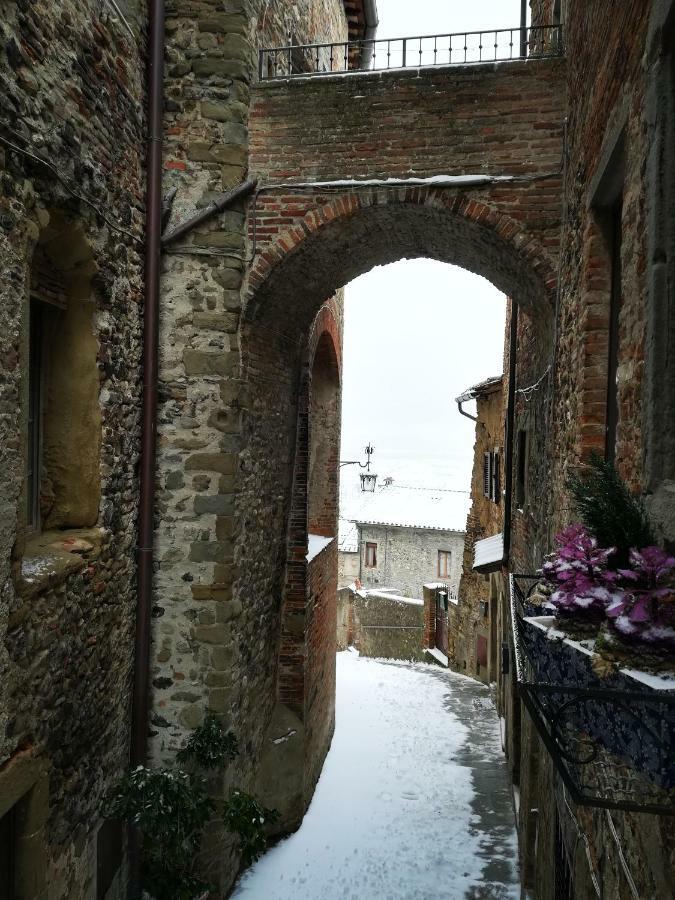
left=233, top=653, right=519, bottom=900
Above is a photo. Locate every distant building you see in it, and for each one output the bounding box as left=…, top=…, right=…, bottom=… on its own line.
left=337, top=519, right=359, bottom=588
left=346, top=483, right=469, bottom=599
left=452, top=376, right=505, bottom=683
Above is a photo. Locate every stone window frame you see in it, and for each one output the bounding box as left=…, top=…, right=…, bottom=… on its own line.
left=437, top=549, right=451, bottom=578
left=588, top=120, right=626, bottom=466
left=14, top=211, right=104, bottom=600
left=0, top=749, right=49, bottom=900
left=365, top=541, right=377, bottom=568
left=515, top=429, right=529, bottom=511
left=645, top=0, right=675, bottom=542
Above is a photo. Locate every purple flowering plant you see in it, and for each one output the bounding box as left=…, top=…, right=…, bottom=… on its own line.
left=542, top=527, right=675, bottom=648
left=541, top=524, right=621, bottom=618
left=606, top=546, right=675, bottom=646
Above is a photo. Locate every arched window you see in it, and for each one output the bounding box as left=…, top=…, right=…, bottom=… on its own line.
left=308, top=331, right=340, bottom=538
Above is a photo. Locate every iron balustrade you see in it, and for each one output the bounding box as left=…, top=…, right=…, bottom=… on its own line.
left=259, top=25, right=564, bottom=80
left=510, top=575, right=675, bottom=815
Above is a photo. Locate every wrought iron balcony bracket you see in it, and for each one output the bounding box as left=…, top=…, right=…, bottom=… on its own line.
left=510, top=574, right=675, bottom=816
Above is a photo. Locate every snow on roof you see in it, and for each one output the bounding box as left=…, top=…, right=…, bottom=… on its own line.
left=338, top=518, right=359, bottom=553
left=455, top=374, right=503, bottom=404
left=473, top=532, right=504, bottom=572
left=354, top=483, right=469, bottom=532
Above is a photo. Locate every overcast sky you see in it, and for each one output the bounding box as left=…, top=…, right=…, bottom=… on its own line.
left=340, top=1, right=513, bottom=497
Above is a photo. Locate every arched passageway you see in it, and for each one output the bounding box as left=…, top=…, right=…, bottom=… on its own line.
left=242, top=195, right=556, bottom=830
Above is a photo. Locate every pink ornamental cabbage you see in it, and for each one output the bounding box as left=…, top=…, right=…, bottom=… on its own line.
left=541, top=524, right=620, bottom=616
left=606, top=546, right=675, bottom=645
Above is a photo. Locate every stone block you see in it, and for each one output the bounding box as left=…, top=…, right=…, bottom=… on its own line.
left=183, top=349, right=236, bottom=376
left=194, top=494, right=235, bottom=516
left=189, top=541, right=232, bottom=563
left=193, top=311, right=239, bottom=332
left=185, top=452, right=237, bottom=475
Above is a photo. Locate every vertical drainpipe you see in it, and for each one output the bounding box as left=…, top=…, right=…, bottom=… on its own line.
left=520, top=0, right=528, bottom=58
left=131, top=0, right=165, bottom=771
left=502, top=302, right=518, bottom=569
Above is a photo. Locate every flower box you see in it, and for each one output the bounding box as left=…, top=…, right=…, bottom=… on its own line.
left=519, top=614, right=675, bottom=795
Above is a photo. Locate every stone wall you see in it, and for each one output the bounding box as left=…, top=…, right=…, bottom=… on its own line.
left=150, top=0, right=349, bottom=890
left=337, top=589, right=425, bottom=662
left=0, top=1, right=146, bottom=895
left=358, top=523, right=465, bottom=600
left=337, top=549, right=359, bottom=588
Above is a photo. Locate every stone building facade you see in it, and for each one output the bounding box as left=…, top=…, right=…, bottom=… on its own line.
left=451, top=376, right=504, bottom=683
left=0, top=2, right=146, bottom=897
left=357, top=522, right=465, bottom=600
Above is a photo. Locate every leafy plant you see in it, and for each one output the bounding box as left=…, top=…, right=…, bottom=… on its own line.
left=177, top=714, right=239, bottom=769
left=541, top=524, right=621, bottom=619
left=104, top=766, right=213, bottom=900
left=105, top=717, right=278, bottom=898
left=567, top=453, right=654, bottom=567
left=223, top=790, right=280, bottom=867
left=606, top=546, right=675, bottom=646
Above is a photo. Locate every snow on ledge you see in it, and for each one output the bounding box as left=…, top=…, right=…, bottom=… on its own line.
left=276, top=174, right=515, bottom=190
left=525, top=615, right=675, bottom=690
left=425, top=647, right=449, bottom=668
left=306, top=534, right=334, bottom=562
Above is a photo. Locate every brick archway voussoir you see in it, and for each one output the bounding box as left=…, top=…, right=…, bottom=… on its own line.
left=245, top=188, right=558, bottom=315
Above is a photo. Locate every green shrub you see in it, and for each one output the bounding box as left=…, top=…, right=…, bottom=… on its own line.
left=223, top=790, right=280, bottom=867
left=104, top=767, right=213, bottom=900
left=105, top=717, right=278, bottom=897
left=177, top=715, right=239, bottom=770
left=567, top=453, right=654, bottom=567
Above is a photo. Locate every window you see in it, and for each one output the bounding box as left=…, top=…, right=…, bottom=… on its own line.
left=26, top=301, right=43, bottom=530
left=23, top=232, right=101, bottom=534
left=483, top=449, right=501, bottom=503
left=516, top=430, right=528, bottom=510
left=605, top=197, right=623, bottom=463
left=0, top=804, right=16, bottom=899
left=365, top=542, right=377, bottom=568
left=438, top=550, right=451, bottom=578
left=590, top=129, right=625, bottom=465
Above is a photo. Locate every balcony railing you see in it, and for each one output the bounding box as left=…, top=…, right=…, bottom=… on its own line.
left=510, top=575, right=675, bottom=815
left=259, top=25, right=564, bottom=80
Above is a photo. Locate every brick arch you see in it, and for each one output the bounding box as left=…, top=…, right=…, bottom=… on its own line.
left=243, top=186, right=558, bottom=340
left=308, top=303, right=342, bottom=379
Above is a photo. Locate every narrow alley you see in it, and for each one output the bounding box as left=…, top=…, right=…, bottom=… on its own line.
left=233, top=653, right=519, bottom=900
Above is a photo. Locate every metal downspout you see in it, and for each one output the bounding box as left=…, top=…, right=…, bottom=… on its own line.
left=520, top=0, right=528, bottom=58
left=359, top=0, right=379, bottom=69
left=502, top=302, right=518, bottom=568
left=456, top=398, right=478, bottom=422
left=132, top=0, right=165, bottom=770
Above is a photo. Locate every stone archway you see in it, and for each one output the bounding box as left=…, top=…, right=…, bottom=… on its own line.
left=239, top=194, right=557, bottom=829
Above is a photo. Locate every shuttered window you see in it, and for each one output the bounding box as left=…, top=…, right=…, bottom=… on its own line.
left=491, top=451, right=501, bottom=504
left=483, top=450, right=501, bottom=503
left=438, top=550, right=451, bottom=578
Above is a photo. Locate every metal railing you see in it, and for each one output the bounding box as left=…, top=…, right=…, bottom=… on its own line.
left=259, top=25, right=564, bottom=80
left=510, top=575, right=675, bottom=816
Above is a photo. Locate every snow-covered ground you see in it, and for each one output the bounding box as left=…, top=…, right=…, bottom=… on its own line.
left=232, top=653, right=520, bottom=900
